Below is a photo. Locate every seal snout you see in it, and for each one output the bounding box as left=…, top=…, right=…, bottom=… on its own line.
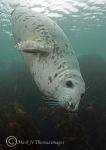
left=64, top=101, right=76, bottom=112
left=70, top=103, right=76, bottom=110
left=64, top=92, right=85, bottom=112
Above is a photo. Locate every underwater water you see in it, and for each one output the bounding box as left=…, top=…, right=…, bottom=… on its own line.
left=0, top=0, right=106, bottom=150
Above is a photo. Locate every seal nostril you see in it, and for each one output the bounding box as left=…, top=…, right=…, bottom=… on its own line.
left=70, top=103, right=75, bottom=110
left=81, top=93, right=85, bottom=99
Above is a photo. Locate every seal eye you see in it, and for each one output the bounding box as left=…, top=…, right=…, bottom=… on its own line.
left=66, top=81, right=74, bottom=88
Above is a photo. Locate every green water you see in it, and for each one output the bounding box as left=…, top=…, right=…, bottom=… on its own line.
left=1, top=0, right=106, bottom=61
left=0, top=0, right=106, bottom=84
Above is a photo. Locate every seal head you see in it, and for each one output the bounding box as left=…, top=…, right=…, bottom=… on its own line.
left=11, top=7, right=85, bottom=112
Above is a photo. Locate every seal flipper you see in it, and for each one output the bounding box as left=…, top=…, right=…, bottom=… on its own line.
left=16, top=40, right=52, bottom=54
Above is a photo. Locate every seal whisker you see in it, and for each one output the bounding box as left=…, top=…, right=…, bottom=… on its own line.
left=42, top=95, right=58, bottom=103
left=46, top=102, right=58, bottom=105
left=86, top=86, right=89, bottom=91
left=42, top=96, right=59, bottom=106
left=85, top=86, right=89, bottom=93
left=46, top=99, right=58, bottom=103
left=46, top=99, right=59, bottom=105
left=47, top=101, right=58, bottom=104
left=46, top=99, right=58, bottom=102
left=46, top=102, right=58, bottom=106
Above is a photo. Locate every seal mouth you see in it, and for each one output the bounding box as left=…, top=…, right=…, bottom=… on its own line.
left=64, top=101, right=78, bottom=112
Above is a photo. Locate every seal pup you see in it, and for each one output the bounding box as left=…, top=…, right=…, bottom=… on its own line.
left=11, top=7, right=85, bottom=111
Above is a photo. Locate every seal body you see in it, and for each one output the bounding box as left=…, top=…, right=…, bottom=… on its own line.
left=11, top=7, right=85, bottom=111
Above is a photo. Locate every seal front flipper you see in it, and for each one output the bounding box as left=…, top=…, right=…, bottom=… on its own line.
left=16, top=40, right=52, bottom=54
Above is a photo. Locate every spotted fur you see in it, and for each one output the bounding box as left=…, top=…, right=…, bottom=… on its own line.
left=11, top=7, right=85, bottom=112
